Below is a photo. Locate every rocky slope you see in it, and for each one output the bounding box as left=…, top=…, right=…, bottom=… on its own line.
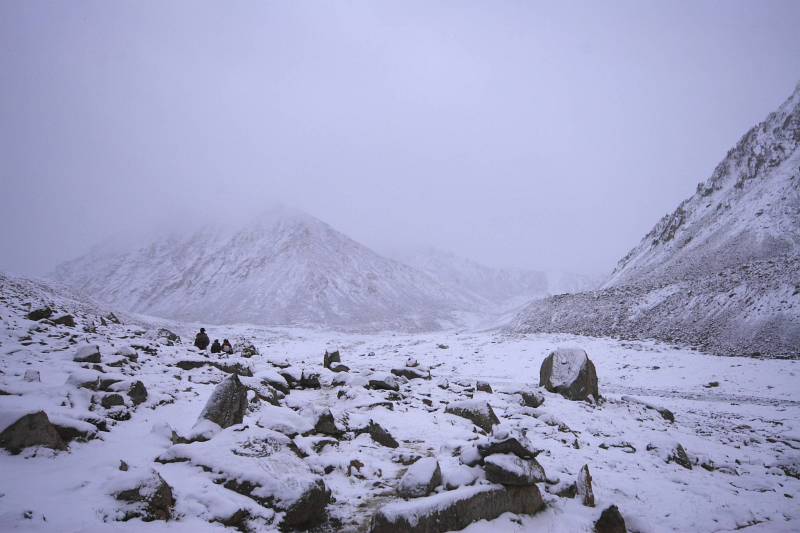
left=511, top=83, right=800, bottom=357
left=52, top=208, right=478, bottom=331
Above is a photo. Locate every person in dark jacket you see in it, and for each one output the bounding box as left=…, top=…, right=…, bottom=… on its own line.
left=221, top=339, right=233, bottom=354
left=210, top=339, right=222, bottom=354
left=194, top=328, right=210, bottom=350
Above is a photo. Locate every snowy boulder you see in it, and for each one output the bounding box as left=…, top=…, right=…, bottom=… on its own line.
left=255, top=368, right=290, bottom=394
left=197, top=374, right=248, bottom=430
left=577, top=464, right=595, bottom=507
left=406, top=357, right=419, bottom=367
left=445, top=400, right=499, bottom=432
left=368, top=373, right=401, bottom=392
left=323, top=349, right=341, bottom=369
left=298, top=369, right=321, bottom=389
left=477, top=429, right=539, bottom=459
left=27, top=307, right=53, bottom=321
left=483, top=453, right=546, bottom=486
left=539, top=347, right=599, bottom=401
left=101, top=393, right=126, bottom=409
left=668, top=443, right=693, bottom=470
left=476, top=380, right=493, bottom=393
left=256, top=405, right=314, bottom=437
left=370, top=483, right=544, bottom=533
left=369, top=421, right=399, bottom=448
left=392, top=367, right=431, bottom=380
left=128, top=381, right=148, bottom=406
left=73, top=344, right=101, bottom=363
left=115, top=345, right=138, bottom=362
left=518, top=390, right=545, bottom=408
left=0, top=411, right=66, bottom=454
left=398, top=457, right=442, bottom=498
left=595, top=504, right=627, bottom=533
left=52, top=314, right=76, bottom=327
left=313, top=408, right=342, bottom=437
left=112, top=468, right=175, bottom=521
left=155, top=328, right=180, bottom=345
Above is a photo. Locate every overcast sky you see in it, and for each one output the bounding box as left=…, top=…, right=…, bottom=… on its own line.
left=2, top=1, right=799, bottom=277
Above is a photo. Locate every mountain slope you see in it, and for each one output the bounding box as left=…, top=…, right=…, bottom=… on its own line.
left=52, top=208, right=475, bottom=330
left=510, top=83, right=800, bottom=357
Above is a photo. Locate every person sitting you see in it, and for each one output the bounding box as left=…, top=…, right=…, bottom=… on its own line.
left=210, top=339, right=222, bottom=354
left=221, top=339, right=233, bottom=354
left=194, top=328, right=210, bottom=350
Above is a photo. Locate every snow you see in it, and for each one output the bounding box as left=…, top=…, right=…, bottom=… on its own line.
left=547, top=347, right=588, bottom=388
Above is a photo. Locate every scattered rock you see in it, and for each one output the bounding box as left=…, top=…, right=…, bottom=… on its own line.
left=518, top=390, right=545, bottom=408
left=23, top=370, right=40, bottom=383
left=105, top=312, right=121, bottom=324
left=369, top=421, right=399, bottom=448
left=27, top=307, right=53, bottom=321
left=595, top=504, right=627, bottom=533
left=116, top=345, right=138, bottom=362
left=279, top=479, right=331, bottom=528
left=73, top=344, right=101, bottom=364
left=406, top=357, right=419, bottom=367
left=114, top=469, right=175, bottom=521
left=539, top=347, right=599, bottom=401
left=52, top=314, right=76, bottom=327
left=478, top=431, right=539, bottom=459
left=476, top=381, right=493, bottom=393
left=445, top=400, right=499, bottom=432
left=155, top=328, right=181, bottom=345
left=368, top=374, right=400, bottom=392
left=391, top=367, right=430, bottom=380
left=239, top=343, right=259, bottom=358
left=483, top=453, right=546, bottom=485
left=668, top=443, right=692, bottom=470
left=313, top=409, right=342, bottom=437
left=398, top=457, right=442, bottom=498
left=198, top=374, right=248, bottom=429
left=704, top=381, right=720, bottom=388
left=101, top=394, right=126, bottom=409
left=323, top=350, right=341, bottom=369
left=128, top=381, right=148, bottom=406
left=577, top=464, right=595, bottom=507
left=299, top=370, right=321, bottom=389
left=436, top=344, right=449, bottom=349
left=0, top=411, right=66, bottom=454
left=119, top=460, right=129, bottom=471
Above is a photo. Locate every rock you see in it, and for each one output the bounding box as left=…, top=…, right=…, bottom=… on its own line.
left=477, top=432, right=539, bottom=459
left=436, top=344, right=449, bottom=349
left=52, top=314, right=76, bottom=327
left=116, top=345, right=138, bottom=362
left=368, top=374, right=400, bottom=392
left=280, top=478, right=331, bottom=528
left=313, top=409, right=342, bottom=437
left=0, top=411, right=66, bottom=454
left=704, top=381, right=720, bottom=388
left=483, top=453, right=546, bottom=485
left=127, top=381, right=147, bottom=406
left=445, top=400, right=499, bottom=432
left=114, top=469, right=175, bottom=521
left=175, top=360, right=254, bottom=377
left=371, top=483, right=544, bottom=533
left=668, top=443, right=692, bottom=470
left=73, top=344, right=101, bottom=363
left=198, top=374, right=248, bottom=429
left=539, top=347, right=599, bottom=401
left=101, top=394, right=126, bottom=409
left=519, top=390, right=545, bottom=408
left=369, top=421, right=399, bottom=448
left=299, top=370, right=321, bottom=389
left=239, top=344, right=259, bottom=358
left=106, top=312, right=121, bottom=324
left=23, top=370, right=40, bottom=383
left=27, top=307, right=53, bottom=321
left=119, top=460, right=129, bottom=471
left=155, top=328, right=180, bottom=345
left=331, top=363, right=351, bottom=373
left=577, top=464, right=595, bottom=507
left=476, top=381, right=493, bottom=393
left=391, top=367, right=431, bottom=380
left=398, top=457, right=442, bottom=498
left=621, top=395, right=674, bottom=422
left=595, top=504, right=627, bottom=533
left=406, top=357, right=419, bottom=367
left=323, top=350, right=341, bottom=369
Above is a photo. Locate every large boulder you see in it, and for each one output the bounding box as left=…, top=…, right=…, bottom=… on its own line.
left=73, top=344, right=101, bottom=364
left=477, top=429, right=539, bottom=459
left=539, top=347, right=599, bottom=401
left=27, top=307, right=53, bottom=321
left=0, top=411, right=66, bottom=454
left=483, top=453, right=546, bottom=486
left=398, top=457, right=442, bottom=498
left=198, top=374, right=248, bottom=429
left=323, top=350, right=341, bottom=369
left=369, top=421, right=399, bottom=448
left=595, top=505, right=627, bottom=533
left=114, top=469, right=175, bottom=521
left=445, top=400, right=499, bottom=432
left=371, top=483, right=544, bottom=533
left=367, top=374, right=400, bottom=392
left=391, top=367, right=431, bottom=380
left=577, top=464, right=595, bottom=507
left=128, top=381, right=148, bottom=406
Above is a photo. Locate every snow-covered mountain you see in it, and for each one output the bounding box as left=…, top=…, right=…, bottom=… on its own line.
left=394, top=247, right=597, bottom=308
left=52, top=208, right=476, bottom=330
left=511, top=82, right=800, bottom=357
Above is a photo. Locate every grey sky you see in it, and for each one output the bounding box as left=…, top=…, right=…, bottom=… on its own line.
left=2, top=1, right=799, bottom=277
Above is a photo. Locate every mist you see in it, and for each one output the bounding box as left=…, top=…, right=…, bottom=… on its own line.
left=2, top=0, right=799, bottom=277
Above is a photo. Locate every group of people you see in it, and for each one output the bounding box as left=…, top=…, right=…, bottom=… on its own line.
left=193, top=328, right=233, bottom=354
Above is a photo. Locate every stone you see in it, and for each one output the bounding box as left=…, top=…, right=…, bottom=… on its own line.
left=477, top=433, right=539, bottom=460
left=0, top=411, right=66, bottom=454
left=198, top=374, right=248, bottom=429
left=594, top=505, right=627, bottom=533
left=106, top=312, right=121, bottom=324
left=155, top=328, right=181, bottom=345
left=323, top=350, right=341, bottom=369
left=483, top=453, right=546, bottom=486
left=240, top=344, right=259, bottom=358
left=278, top=479, right=330, bottom=528
left=114, top=469, right=175, bottom=521
left=23, top=370, right=40, bottom=383
left=116, top=345, right=138, bottom=362
left=519, top=390, right=545, bottom=408
left=577, top=464, right=595, bottom=507
left=299, top=370, right=321, bottom=389
left=406, top=357, right=419, bottom=367
left=368, top=374, right=400, bottom=392
left=73, top=344, right=101, bottom=363
left=52, top=314, right=76, bottom=327
left=391, top=367, right=431, bottom=380
left=369, top=421, right=399, bottom=448
left=101, top=394, right=126, bottom=409
left=668, top=443, right=692, bottom=470
left=445, top=400, right=499, bottom=432
left=476, top=381, right=493, bottom=393
left=370, top=484, right=544, bottom=533
left=27, top=307, right=53, bottom=321
left=539, top=347, right=599, bottom=401
left=330, top=364, right=350, bottom=373
left=398, top=457, right=442, bottom=498
left=313, top=409, right=342, bottom=437
left=128, top=381, right=148, bottom=406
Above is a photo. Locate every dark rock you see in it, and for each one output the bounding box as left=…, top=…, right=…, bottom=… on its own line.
left=175, top=360, right=253, bottom=377
left=323, top=350, right=341, bottom=369
left=0, top=411, right=66, bottom=454
left=52, top=314, right=76, bottom=327
left=483, top=453, right=546, bottom=486
left=668, top=443, right=692, bottom=470
left=330, top=364, right=350, bottom=373
left=539, top=347, right=599, bottom=401
left=101, top=394, right=126, bottom=409
left=198, top=374, right=248, bottom=429
left=119, top=460, right=129, bottom=471
left=398, top=457, right=441, bottom=498
left=577, top=464, right=595, bottom=507
left=115, top=470, right=175, bottom=521
left=155, top=328, right=181, bottom=344
left=23, top=370, right=40, bottom=383
left=73, top=344, right=101, bottom=363
left=478, top=435, right=539, bottom=459
left=106, top=312, right=121, bottom=324
left=476, top=381, right=493, bottom=393
left=369, top=421, right=399, bottom=448
left=27, top=307, right=53, bottom=321
left=128, top=381, right=148, bottom=406
left=371, top=484, right=544, bottom=533
left=368, top=375, right=400, bottom=392
left=313, top=409, right=342, bottom=437
left=704, top=381, right=720, bottom=388
left=299, top=370, right=321, bottom=389
left=391, top=367, right=431, bottom=380
left=595, top=504, right=627, bottom=533
left=519, top=390, right=545, bottom=408
left=240, top=344, right=259, bottom=358
left=445, top=400, right=499, bottom=432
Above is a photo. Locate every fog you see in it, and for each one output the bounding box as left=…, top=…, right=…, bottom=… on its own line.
left=2, top=1, right=799, bottom=277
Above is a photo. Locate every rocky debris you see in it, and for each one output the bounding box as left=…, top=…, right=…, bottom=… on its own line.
left=595, top=504, right=627, bottom=533
left=445, top=400, right=499, bottom=432
left=27, top=307, right=53, bottom=321
left=323, top=350, right=341, bottom=369
left=105, top=312, right=121, bottom=324
left=577, top=464, right=595, bottom=507
left=398, top=457, right=442, bottom=498
left=483, top=453, right=546, bottom=485
left=279, top=478, right=331, bottom=528
left=52, top=314, right=76, bottom=327
left=539, top=347, right=599, bottom=401
left=0, top=411, right=66, bottom=454
left=477, top=430, right=539, bottom=459
left=155, top=328, right=180, bottom=345
left=239, top=343, right=259, bottom=358
left=119, top=460, right=129, bottom=471
left=23, top=370, right=40, bottom=383
left=295, top=370, right=320, bottom=389
left=518, top=390, right=545, bottom=408
left=668, top=443, right=693, bottom=470
left=436, top=344, right=449, bottom=349
left=368, top=374, right=400, bottom=392
left=127, top=381, right=148, bottom=406
left=476, top=381, right=493, bottom=393
left=101, top=394, right=126, bottom=409
left=197, top=374, right=248, bottom=430
left=313, top=408, right=342, bottom=437
left=369, top=421, right=399, bottom=448
left=704, top=381, right=720, bottom=388
left=176, top=359, right=254, bottom=377
left=114, top=469, right=175, bottom=521
left=116, top=345, right=138, bottom=362
left=73, top=344, right=101, bottom=364
left=371, top=483, right=544, bottom=533
left=51, top=418, right=98, bottom=443
left=391, top=367, right=430, bottom=380
left=621, top=395, right=674, bottom=422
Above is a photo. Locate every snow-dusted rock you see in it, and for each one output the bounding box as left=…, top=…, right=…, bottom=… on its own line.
left=73, top=343, right=101, bottom=363
left=398, top=457, right=442, bottom=498
left=668, top=443, right=693, bottom=470
left=476, top=380, right=493, bottom=393
left=391, top=366, right=431, bottom=380
left=445, top=399, right=499, bottom=432
left=483, top=453, right=545, bottom=486
left=27, top=307, right=53, bottom=321
left=323, top=350, right=341, bottom=369
left=127, top=381, right=148, bottom=406
left=595, top=504, right=627, bottom=533
left=111, top=468, right=174, bottom=522
left=518, top=390, right=544, bottom=408
left=577, top=464, right=595, bottom=507
left=197, top=374, right=248, bottom=430
left=256, top=405, right=314, bottom=437
left=368, top=373, right=401, bottom=392
left=312, top=408, right=342, bottom=437
left=369, top=420, right=399, bottom=448
left=477, top=429, right=539, bottom=459
left=23, top=369, right=40, bottom=383
left=115, top=345, right=138, bottom=362
left=539, top=347, right=599, bottom=401
left=0, top=411, right=66, bottom=454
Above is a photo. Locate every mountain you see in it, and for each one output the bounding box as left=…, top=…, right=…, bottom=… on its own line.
left=52, top=207, right=476, bottom=330
left=394, top=246, right=597, bottom=308
left=510, top=83, right=800, bottom=357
